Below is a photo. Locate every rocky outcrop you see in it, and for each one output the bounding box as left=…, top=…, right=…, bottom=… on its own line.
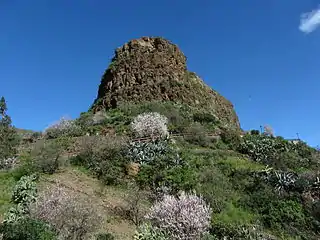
left=91, top=37, right=240, bottom=130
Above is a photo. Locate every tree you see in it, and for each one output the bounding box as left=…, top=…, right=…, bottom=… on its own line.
left=263, top=124, right=274, bottom=137
left=0, top=96, right=18, bottom=160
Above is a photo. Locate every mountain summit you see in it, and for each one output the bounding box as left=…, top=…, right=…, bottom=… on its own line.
left=91, top=36, right=240, bottom=130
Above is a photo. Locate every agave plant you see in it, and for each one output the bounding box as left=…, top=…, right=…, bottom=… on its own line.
left=272, top=171, right=297, bottom=194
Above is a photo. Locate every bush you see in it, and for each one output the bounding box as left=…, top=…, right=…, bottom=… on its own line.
left=43, top=117, right=82, bottom=139
left=71, top=136, right=129, bottom=185
left=0, top=157, right=19, bottom=171
left=135, top=145, right=195, bottom=197
left=3, top=174, right=38, bottom=224
left=95, top=232, right=115, bottom=240
left=125, top=139, right=171, bottom=165
left=134, top=223, right=169, bottom=240
left=131, top=112, right=169, bottom=139
left=238, top=134, right=287, bottom=165
left=30, top=184, right=102, bottom=240
left=261, top=200, right=307, bottom=231
left=0, top=218, right=57, bottom=240
left=145, top=191, right=212, bottom=240
left=184, top=123, right=211, bottom=147
left=23, top=140, right=64, bottom=174
left=220, top=129, right=242, bottom=151
left=192, top=112, right=217, bottom=124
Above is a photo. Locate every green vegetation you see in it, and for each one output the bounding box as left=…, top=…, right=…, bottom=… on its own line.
left=1, top=98, right=319, bottom=239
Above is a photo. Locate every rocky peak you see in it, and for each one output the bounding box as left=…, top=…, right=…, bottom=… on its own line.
left=91, top=37, right=240, bottom=130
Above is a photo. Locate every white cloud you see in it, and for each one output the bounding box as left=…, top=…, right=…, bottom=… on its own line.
left=299, top=6, right=320, bottom=33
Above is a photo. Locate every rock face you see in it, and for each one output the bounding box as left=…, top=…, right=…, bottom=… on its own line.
left=91, top=37, right=240, bottom=130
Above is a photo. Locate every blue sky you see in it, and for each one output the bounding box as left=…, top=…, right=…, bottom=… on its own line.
left=1, top=1, right=319, bottom=146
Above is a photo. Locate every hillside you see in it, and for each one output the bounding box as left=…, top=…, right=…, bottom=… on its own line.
left=0, top=37, right=320, bottom=240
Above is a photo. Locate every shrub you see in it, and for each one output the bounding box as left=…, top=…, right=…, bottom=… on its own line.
left=220, top=129, right=242, bottom=151
left=261, top=200, right=307, bottom=231
left=43, top=117, right=82, bottom=139
left=71, top=136, right=129, bottom=185
left=0, top=157, right=19, bottom=171
left=194, top=166, right=236, bottom=213
left=95, top=232, right=115, bottom=240
left=23, top=140, right=64, bottom=174
left=192, top=112, right=217, bottom=124
left=135, top=145, right=194, bottom=196
left=131, top=112, right=169, bottom=139
left=238, top=134, right=286, bottom=165
left=30, top=184, right=102, bottom=240
left=183, top=123, right=211, bottom=147
left=125, top=139, right=171, bottom=165
left=0, top=217, right=57, bottom=240
left=134, top=223, right=169, bottom=240
left=3, top=174, right=38, bottom=224
left=145, top=191, right=212, bottom=240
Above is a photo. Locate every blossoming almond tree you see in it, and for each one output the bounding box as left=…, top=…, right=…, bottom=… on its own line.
left=131, top=112, right=169, bottom=139
left=145, top=191, right=212, bottom=240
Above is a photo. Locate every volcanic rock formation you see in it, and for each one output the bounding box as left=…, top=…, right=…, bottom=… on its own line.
left=91, top=37, right=240, bottom=130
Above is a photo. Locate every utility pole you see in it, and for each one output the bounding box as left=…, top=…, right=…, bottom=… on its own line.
left=260, top=125, right=263, bottom=134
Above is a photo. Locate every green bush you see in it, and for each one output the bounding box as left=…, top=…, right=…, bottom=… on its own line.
left=220, top=129, right=242, bottom=151
left=134, top=223, right=169, bottom=240
left=184, top=123, right=211, bottom=147
left=0, top=218, right=57, bottom=240
left=25, top=140, right=64, bottom=174
left=136, top=145, right=196, bottom=195
left=260, top=199, right=307, bottom=231
left=95, top=232, right=115, bottom=240
left=3, top=174, right=38, bottom=224
left=70, top=136, right=129, bottom=185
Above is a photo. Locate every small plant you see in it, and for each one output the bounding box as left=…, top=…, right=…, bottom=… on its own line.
left=145, top=191, right=212, bottom=240
left=134, top=223, right=168, bottom=240
left=0, top=157, right=19, bottom=171
left=95, top=232, right=115, bottom=240
left=3, top=174, right=38, bottom=224
left=131, top=112, right=169, bottom=139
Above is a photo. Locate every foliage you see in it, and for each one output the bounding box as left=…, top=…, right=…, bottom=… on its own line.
left=95, top=232, right=115, bottom=240
left=0, top=157, right=19, bottom=171
left=145, top=191, right=212, bottom=240
left=0, top=97, right=18, bottom=162
left=30, top=184, right=102, bottom=240
left=238, top=134, right=319, bottom=170
left=16, top=140, right=64, bottom=175
left=0, top=217, right=58, bottom=240
left=261, top=200, right=307, bottom=231
left=70, top=136, right=129, bottom=185
left=3, top=174, right=38, bottom=224
left=183, top=123, right=211, bottom=147
left=43, top=117, right=82, bottom=139
left=126, top=139, right=171, bottom=165
left=135, top=145, right=195, bottom=197
left=134, top=223, right=169, bottom=240
left=220, top=129, right=242, bottom=150
left=131, top=112, right=169, bottom=139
